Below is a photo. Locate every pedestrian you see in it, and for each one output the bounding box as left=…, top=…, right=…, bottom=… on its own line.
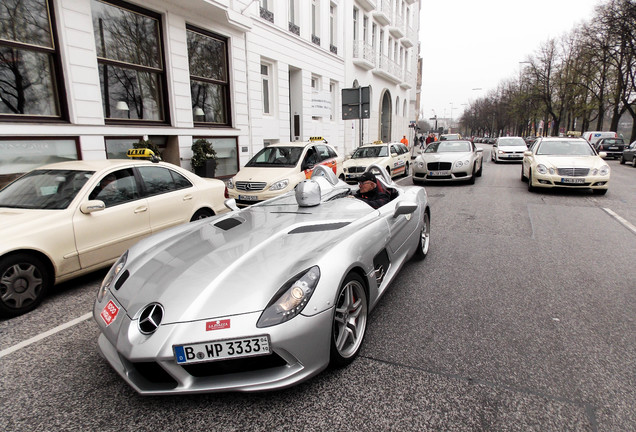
left=400, top=135, right=408, bottom=147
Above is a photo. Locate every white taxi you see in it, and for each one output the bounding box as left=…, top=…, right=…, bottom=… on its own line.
left=0, top=149, right=228, bottom=317
left=343, top=141, right=410, bottom=183
left=227, top=138, right=343, bottom=206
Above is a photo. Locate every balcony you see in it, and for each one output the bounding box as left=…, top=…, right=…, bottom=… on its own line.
left=401, top=25, right=416, bottom=48
left=400, top=70, right=413, bottom=89
left=352, top=41, right=376, bottom=70
left=357, top=0, right=376, bottom=11
left=373, top=0, right=391, bottom=26
left=388, top=14, right=404, bottom=38
left=372, top=54, right=402, bottom=84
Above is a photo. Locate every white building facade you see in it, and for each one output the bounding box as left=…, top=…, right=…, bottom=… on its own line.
left=0, top=0, right=420, bottom=187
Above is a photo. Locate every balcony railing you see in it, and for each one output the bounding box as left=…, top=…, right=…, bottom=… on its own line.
left=312, top=34, right=321, bottom=46
left=260, top=7, right=273, bottom=23
left=289, top=22, right=300, bottom=36
left=330, top=44, right=338, bottom=55
left=352, top=41, right=376, bottom=69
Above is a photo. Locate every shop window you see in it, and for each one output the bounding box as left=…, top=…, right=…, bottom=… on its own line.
left=196, top=137, right=238, bottom=178
left=91, top=0, right=167, bottom=122
left=105, top=136, right=167, bottom=159
left=0, top=0, right=64, bottom=119
left=187, top=26, right=231, bottom=126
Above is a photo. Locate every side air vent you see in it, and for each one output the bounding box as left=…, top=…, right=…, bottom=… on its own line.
left=288, top=222, right=350, bottom=234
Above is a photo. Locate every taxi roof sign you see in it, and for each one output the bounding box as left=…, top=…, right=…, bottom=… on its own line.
left=309, top=136, right=325, bottom=142
left=373, top=140, right=383, bottom=144
left=127, top=148, right=155, bottom=158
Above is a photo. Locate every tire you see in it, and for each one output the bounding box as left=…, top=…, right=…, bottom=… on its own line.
left=620, top=155, right=626, bottom=164
left=593, top=189, right=608, bottom=195
left=329, top=273, right=368, bottom=368
left=386, top=167, right=391, bottom=178
left=404, top=163, right=410, bottom=177
left=521, top=166, right=527, bottom=182
left=190, top=208, right=214, bottom=221
left=633, top=158, right=636, bottom=168
left=413, top=211, right=431, bottom=261
left=476, top=161, right=483, bottom=177
left=527, top=169, right=536, bottom=192
left=468, top=164, right=476, bottom=184
left=0, top=253, right=51, bottom=318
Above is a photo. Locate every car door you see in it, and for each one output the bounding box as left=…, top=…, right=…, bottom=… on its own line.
left=137, top=165, right=196, bottom=233
left=73, top=167, right=151, bottom=270
left=314, top=144, right=339, bottom=176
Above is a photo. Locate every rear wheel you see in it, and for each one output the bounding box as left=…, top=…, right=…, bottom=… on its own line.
left=190, top=208, right=214, bottom=221
left=620, top=155, right=626, bottom=164
left=0, top=254, right=51, bottom=317
left=404, top=163, right=410, bottom=177
left=468, top=164, right=476, bottom=184
left=413, top=211, right=430, bottom=260
left=527, top=169, right=536, bottom=192
left=330, top=273, right=368, bottom=368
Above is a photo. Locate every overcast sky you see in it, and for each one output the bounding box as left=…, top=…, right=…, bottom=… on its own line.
left=418, top=0, right=601, bottom=123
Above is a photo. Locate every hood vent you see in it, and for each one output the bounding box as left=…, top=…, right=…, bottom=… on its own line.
left=288, top=222, right=350, bottom=234
left=214, top=217, right=243, bottom=231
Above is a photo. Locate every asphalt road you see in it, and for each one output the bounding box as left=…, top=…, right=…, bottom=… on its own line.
left=2, top=146, right=635, bottom=431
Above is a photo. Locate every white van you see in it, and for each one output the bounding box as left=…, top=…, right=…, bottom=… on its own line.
left=583, top=131, right=618, bottom=146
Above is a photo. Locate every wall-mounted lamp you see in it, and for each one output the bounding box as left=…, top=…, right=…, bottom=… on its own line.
left=193, top=107, right=204, bottom=116
left=115, top=101, right=129, bottom=111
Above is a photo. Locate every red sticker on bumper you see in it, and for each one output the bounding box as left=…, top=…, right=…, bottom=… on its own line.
left=206, top=319, right=230, bottom=331
left=100, top=300, right=119, bottom=326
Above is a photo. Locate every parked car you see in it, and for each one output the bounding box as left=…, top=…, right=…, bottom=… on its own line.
left=595, top=137, right=626, bottom=159
left=582, top=131, right=618, bottom=147
left=412, top=140, right=483, bottom=184
left=342, top=141, right=410, bottom=183
left=620, top=141, right=636, bottom=166
left=93, top=165, right=431, bottom=394
left=521, top=137, right=610, bottom=195
left=439, top=133, right=462, bottom=141
left=0, top=150, right=229, bottom=317
left=491, top=137, right=527, bottom=162
left=226, top=138, right=343, bottom=207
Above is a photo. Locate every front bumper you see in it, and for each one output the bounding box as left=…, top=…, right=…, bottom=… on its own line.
left=95, top=298, right=333, bottom=394
left=228, top=189, right=287, bottom=206
left=529, top=173, right=609, bottom=190
left=411, top=167, right=471, bottom=182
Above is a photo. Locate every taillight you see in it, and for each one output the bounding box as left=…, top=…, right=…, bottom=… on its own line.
left=224, top=186, right=229, bottom=198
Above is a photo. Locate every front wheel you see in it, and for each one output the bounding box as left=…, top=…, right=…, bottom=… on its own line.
left=527, top=169, right=536, bottom=192
left=330, top=273, right=368, bottom=368
left=190, top=208, right=214, bottom=221
left=413, top=211, right=430, bottom=261
left=0, top=254, right=51, bottom=317
left=620, top=155, right=626, bottom=164
left=404, top=163, right=410, bottom=177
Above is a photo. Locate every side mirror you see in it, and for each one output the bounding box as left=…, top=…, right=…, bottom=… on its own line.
left=524, top=150, right=533, bottom=157
left=80, top=200, right=105, bottom=214
left=598, top=152, right=607, bottom=158
left=224, top=198, right=240, bottom=211
left=393, top=201, right=417, bottom=218
left=476, top=148, right=483, bottom=153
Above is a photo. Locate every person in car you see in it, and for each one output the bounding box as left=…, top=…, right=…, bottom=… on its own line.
left=353, top=172, right=390, bottom=209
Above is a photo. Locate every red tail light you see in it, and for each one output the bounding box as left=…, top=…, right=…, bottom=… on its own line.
left=224, top=186, right=229, bottom=198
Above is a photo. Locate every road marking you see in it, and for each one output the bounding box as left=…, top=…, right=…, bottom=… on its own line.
left=603, top=208, right=636, bottom=235
left=0, top=312, right=92, bottom=359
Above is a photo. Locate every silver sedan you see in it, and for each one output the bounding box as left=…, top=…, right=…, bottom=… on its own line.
left=413, top=140, right=483, bottom=184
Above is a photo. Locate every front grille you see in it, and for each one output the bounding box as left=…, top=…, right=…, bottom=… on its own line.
left=427, top=162, right=452, bottom=170
left=182, top=353, right=288, bottom=377
left=557, top=168, right=589, bottom=177
left=236, top=181, right=267, bottom=191
left=347, top=166, right=366, bottom=173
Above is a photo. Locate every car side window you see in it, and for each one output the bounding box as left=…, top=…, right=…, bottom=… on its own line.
left=89, top=168, right=139, bottom=208
left=314, top=145, right=332, bottom=162
left=137, top=166, right=192, bottom=197
left=327, top=146, right=338, bottom=159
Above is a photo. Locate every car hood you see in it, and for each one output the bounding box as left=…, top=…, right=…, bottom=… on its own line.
left=419, top=151, right=473, bottom=162
left=533, top=155, right=606, bottom=168
left=112, top=196, right=375, bottom=323
left=232, top=166, right=300, bottom=186
left=0, top=208, right=69, bottom=242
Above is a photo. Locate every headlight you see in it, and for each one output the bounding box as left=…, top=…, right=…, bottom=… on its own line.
left=498, top=150, right=504, bottom=154
left=226, top=178, right=234, bottom=189
left=97, top=251, right=128, bottom=302
left=257, top=266, right=320, bottom=328
left=599, top=165, right=610, bottom=176
left=418, top=162, right=424, bottom=168
left=269, top=179, right=289, bottom=191
left=454, top=160, right=470, bottom=168
left=536, top=164, right=548, bottom=174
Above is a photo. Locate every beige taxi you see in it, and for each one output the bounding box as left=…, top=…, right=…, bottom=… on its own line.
left=226, top=138, right=344, bottom=206
left=343, top=141, right=411, bottom=183
left=0, top=149, right=228, bottom=317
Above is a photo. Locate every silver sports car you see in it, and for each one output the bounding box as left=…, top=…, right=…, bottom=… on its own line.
left=93, top=165, right=431, bottom=394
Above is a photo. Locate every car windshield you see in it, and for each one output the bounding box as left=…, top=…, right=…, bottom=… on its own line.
left=536, top=140, right=595, bottom=156
left=498, top=138, right=526, bottom=146
left=245, top=146, right=305, bottom=168
left=352, top=146, right=388, bottom=158
left=424, top=141, right=471, bottom=153
left=440, top=134, right=461, bottom=141
left=0, top=169, right=94, bottom=209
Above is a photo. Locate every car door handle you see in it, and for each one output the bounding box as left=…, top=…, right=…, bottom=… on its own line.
left=134, top=206, right=148, bottom=213
left=183, top=194, right=193, bottom=201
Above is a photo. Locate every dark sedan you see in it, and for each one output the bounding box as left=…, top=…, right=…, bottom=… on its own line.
left=596, top=138, right=626, bottom=159
left=620, top=141, right=636, bottom=166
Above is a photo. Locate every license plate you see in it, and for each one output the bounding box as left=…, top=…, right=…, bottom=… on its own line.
left=238, top=194, right=258, bottom=201
left=608, top=146, right=618, bottom=150
left=429, top=170, right=450, bottom=176
left=561, top=177, right=585, bottom=184
left=174, top=335, right=271, bottom=365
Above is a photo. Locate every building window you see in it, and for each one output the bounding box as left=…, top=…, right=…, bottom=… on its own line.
left=329, top=3, right=336, bottom=46
left=311, top=0, right=319, bottom=40
left=363, top=16, right=368, bottom=43
left=330, top=81, right=336, bottom=121
left=92, top=0, right=167, bottom=122
left=261, top=63, right=272, bottom=115
left=260, top=0, right=273, bottom=22
left=289, top=0, right=299, bottom=34
left=0, top=0, right=63, bottom=119
left=198, top=137, right=238, bottom=178
left=353, top=7, right=358, bottom=41
left=371, top=23, right=376, bottom=50
left=187, top=26, right=231, bottom=126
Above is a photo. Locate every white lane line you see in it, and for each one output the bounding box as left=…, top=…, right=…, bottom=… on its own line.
left=603, top=208, right=636, bottom=235
left=0, top=312, right=92, bottom=359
